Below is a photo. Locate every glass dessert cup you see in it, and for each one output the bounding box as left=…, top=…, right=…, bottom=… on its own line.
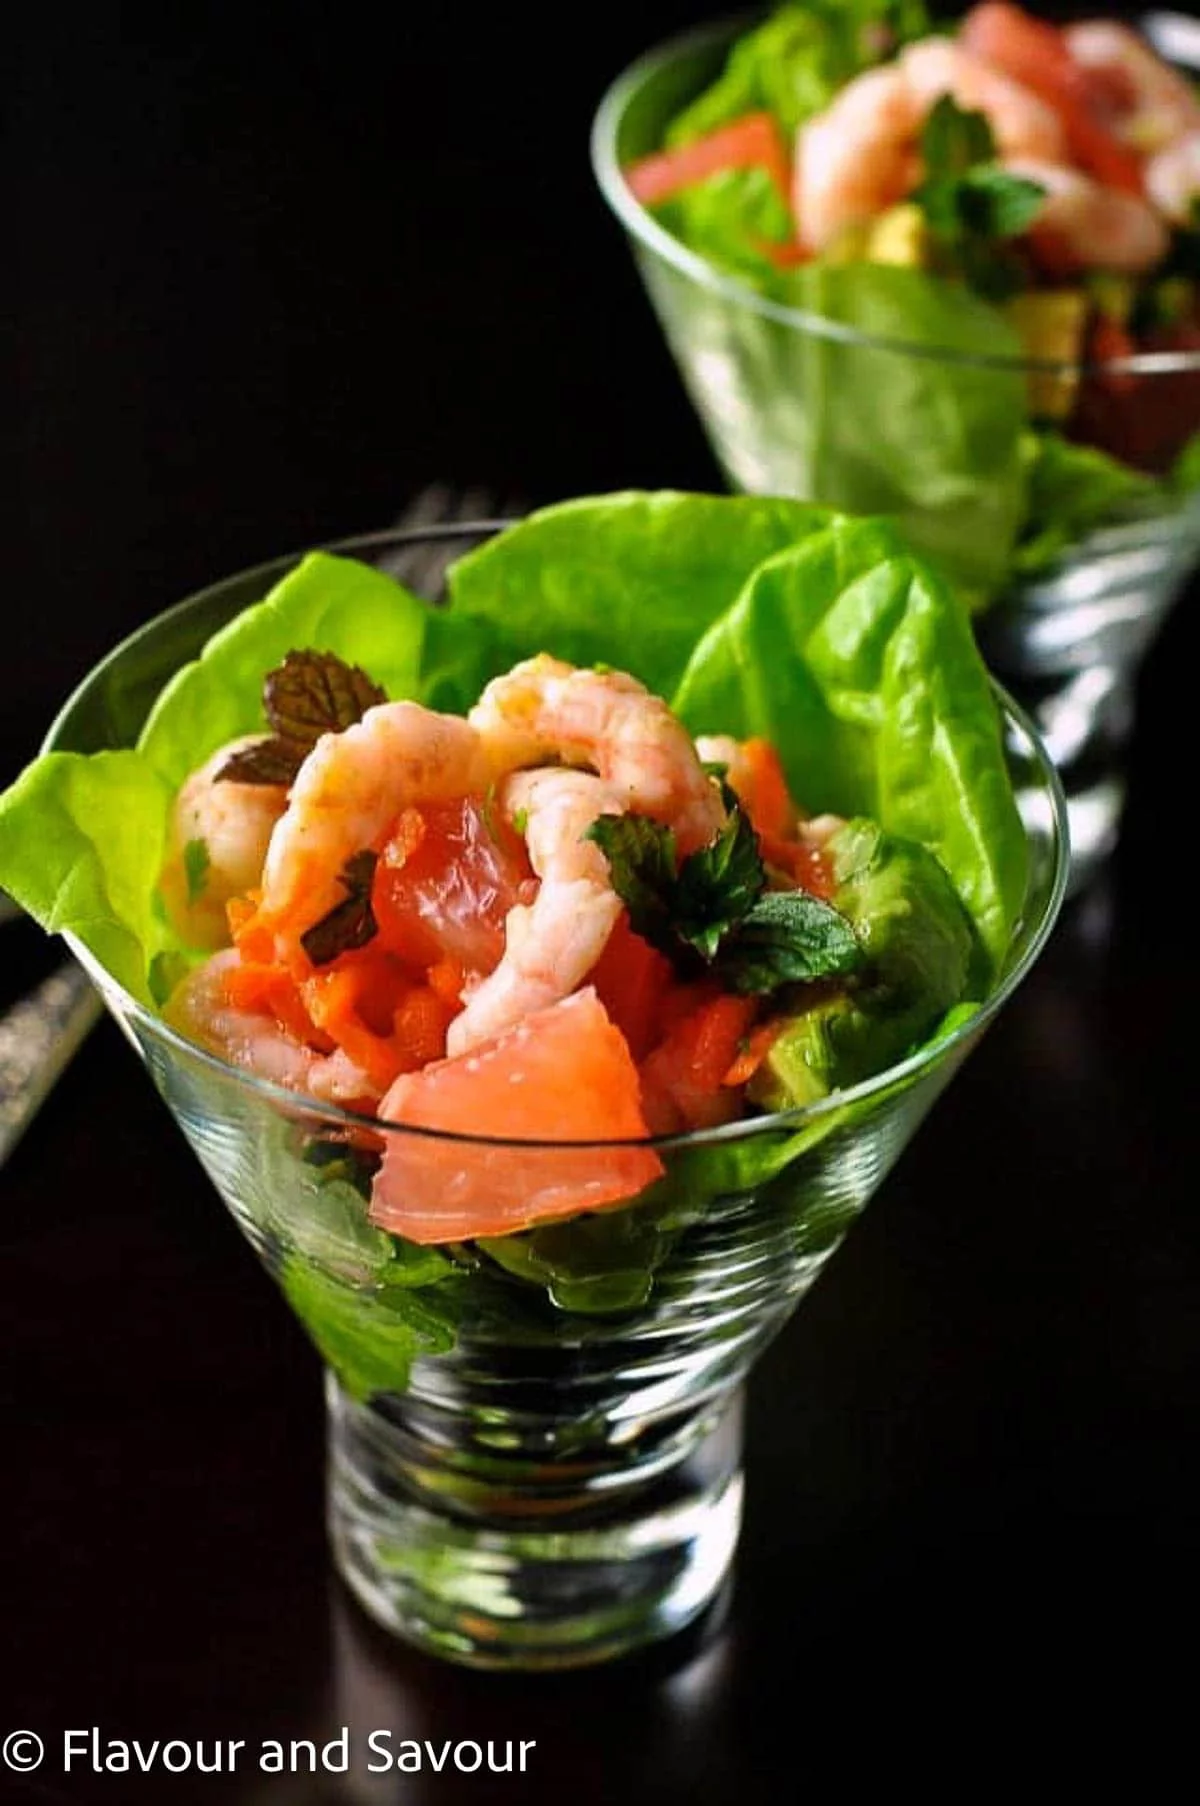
left=592, top=16, right=1200, bottom=895
left=44, top=525, right=1069, bottom=1671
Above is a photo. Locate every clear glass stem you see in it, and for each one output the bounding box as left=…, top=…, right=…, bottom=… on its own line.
left=326, top=1370, right=745, bottom=1671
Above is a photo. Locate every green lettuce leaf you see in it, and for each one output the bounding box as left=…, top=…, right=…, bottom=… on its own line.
left=666, top=1, right=929, bottom=144
left=137, top=550, right=493, bottom=790
left=281, top=1257, right=466, bottom=1400
left=769, top=262, right=1031, bottom=600
left=1014, top=429, right=1163, bottom=574
left=0, top=751, right=175, bottom=1003
left=670, top=515, right=1027, bottom=978
left=656, top=165, right=799, bottom=287
left=444, top=490, right=834, bottom=695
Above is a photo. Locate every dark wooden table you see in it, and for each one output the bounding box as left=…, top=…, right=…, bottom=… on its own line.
left=5, top=4, right=1197, bottom=1796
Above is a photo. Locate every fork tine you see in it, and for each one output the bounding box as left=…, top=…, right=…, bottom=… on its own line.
left=383, top=482, right=512, bottom=598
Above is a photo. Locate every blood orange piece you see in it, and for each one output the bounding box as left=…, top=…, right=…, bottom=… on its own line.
left=372, top=795, right=535, bottom=978
left=369, top=988, right=663, bottom=1244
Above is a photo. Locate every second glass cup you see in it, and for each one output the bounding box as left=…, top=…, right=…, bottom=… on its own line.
left=592, top=15, right=1200, bottom=891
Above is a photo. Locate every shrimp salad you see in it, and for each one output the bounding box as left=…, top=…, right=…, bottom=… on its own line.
left=621, top=3, right=1200, bottom=583
left=0, top=493, right=1035, bottom=1353
left=161, top=644, right=975, bottom=1248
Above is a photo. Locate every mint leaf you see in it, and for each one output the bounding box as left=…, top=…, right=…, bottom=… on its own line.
left=585, top=804, right=764, bottom=964
left=586, top=799, right=858, bottom=998
left=671, top=802, right=766, bottom=959
left=300, top=848, right=379, bottom=965
left=921, top=93, right=995, bottom=181
left=583, top=813, right=682, bottom=959
left=217, top=649, right=387, bottom=788
left=215, top=735, right=308, bottom=785
left=957, top=166, right=1045, bottom=239
left=265, top=648, right=386, bottom=742
left=716, top=889, right=862, bottom=994
left=912, top=95, right=1043, bottom=301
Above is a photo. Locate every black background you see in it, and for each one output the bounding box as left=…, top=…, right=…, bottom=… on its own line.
left=4, top=3, right=1199, bottom=1799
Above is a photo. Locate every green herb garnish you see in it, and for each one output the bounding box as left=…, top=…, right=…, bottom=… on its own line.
left=716, top=888, right=861, bottom=994
left=912, top=96, right=1044, bottom=300
left=217, top=648, right=386, bottom=786
left=300, top=849, right=379, bottom=966
left=182, top=836, right=210, bottom=905
left=585, top=802, right=861, bottom=995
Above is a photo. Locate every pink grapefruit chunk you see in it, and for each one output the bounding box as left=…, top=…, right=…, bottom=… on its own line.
left=369, top=988, right=664, bottom=1244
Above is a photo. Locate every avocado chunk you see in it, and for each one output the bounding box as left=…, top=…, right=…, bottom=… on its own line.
left=866, top=203, right=929, bottom=269
left=749, top=820, right=978, bottom=1111
left=1004, top=289, right=1088, bottom=422
left=824, top=204, right=929, bottom=271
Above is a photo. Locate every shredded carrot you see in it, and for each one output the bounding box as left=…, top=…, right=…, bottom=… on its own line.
left=302, top=959, right=414, bottom=1091
left=223, top=959, right=334, bottom=1051
left=393, top=986, right=456, bottom=1068
left=228, top=895, right=280, bottom=966
left=756, top=237, right=812, bottom=269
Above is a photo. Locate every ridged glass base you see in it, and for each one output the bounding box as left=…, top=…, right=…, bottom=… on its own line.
left=326, top=1371, right=745, bottom=1671
left=977, top=508, right=1200, bottom=894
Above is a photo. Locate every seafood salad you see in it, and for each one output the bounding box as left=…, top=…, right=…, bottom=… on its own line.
left=161, top=647, right=963, bottom=1246
left=0, top=493, right=1034, bottom=1387
left=618, top=3, right=1200, bottom=591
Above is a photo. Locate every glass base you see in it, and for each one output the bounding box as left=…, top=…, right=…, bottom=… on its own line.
left=325, top=1371, right=745, bottom=1671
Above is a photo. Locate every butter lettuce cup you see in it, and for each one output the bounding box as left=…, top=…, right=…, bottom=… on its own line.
left=591, top=10, right=1200, bottom=892
left=0, top=499, right=1068, bottom=1671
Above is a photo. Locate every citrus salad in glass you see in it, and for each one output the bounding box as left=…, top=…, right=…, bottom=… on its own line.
left=0, top=495, right=1068, bottom=1666
left=615, top=1, right=1200, bottom=591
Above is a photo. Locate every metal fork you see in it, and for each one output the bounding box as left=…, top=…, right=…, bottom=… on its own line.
left=0, top=957, right=103, bottom=1167
left=379, top=481, right=523, bottom=596
left=0, top=484, right=521, bottom=1170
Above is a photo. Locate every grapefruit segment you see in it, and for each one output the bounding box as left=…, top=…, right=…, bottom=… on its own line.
left=369, top=988, right=664, bottom=1244
left=372, top=796, right=535, bottom=977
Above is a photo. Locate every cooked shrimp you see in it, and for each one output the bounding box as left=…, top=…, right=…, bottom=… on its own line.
left=255, top=703, right=496, bottom=964
left=1145, top=131, right=1200, bottom=227
left=1006, top=156, right=1170, bottom=270
left=468, top=655, right=725, bottom=855
left=1065, top=21, right=1200, bottom=155
left=794, top=64, right=920, bottom=250
left=165, top=950, right=381, bottom=1104
left=794, top=38, right=1065, bottom=250
left=695, top=732, right=753, bottom=783
left=694, top=734, right=844, bottom=850
left=159, top=737, right=289, bottom=950
left=446, top=768, right=626, bottom=1055
left=900, top=37, right=1067, bottom=161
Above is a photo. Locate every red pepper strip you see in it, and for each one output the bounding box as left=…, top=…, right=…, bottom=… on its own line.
left=639, top=991, right=758, bottom=1132
left=624, top=111, right=792, bottom=209
left=960, top=3, right=1145, bottom=197
left=723, top=1019, right=784, bottom=1089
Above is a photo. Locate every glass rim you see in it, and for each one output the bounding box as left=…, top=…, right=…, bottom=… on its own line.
left=590, top=11, right=1200, bottom=382
left=50, top=520, right=1071, bottom=1156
